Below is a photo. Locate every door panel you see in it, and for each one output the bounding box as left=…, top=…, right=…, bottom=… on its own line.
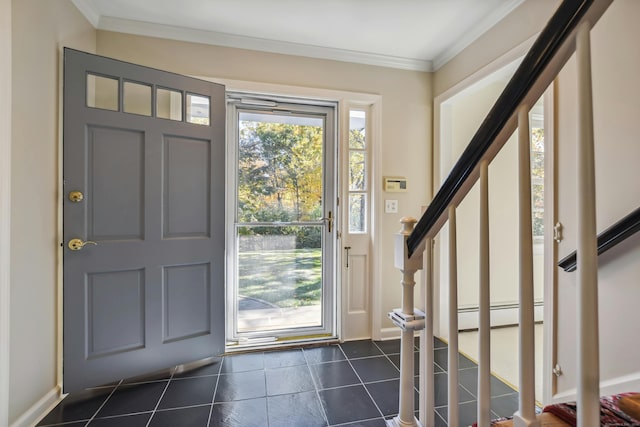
left=87, top=269, right=145, bottom=357
left=162, top=263, right=211, bottom=342
left=88, top=126, right=144, bottom=240
left=348, top=254, right=368, bottom=312
left=63, top=49, right=225, bottom=392
left=163, top=136, right=211, bottom=238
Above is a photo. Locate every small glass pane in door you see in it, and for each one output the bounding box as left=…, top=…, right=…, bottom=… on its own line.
left=187, top=94, right=210, bottom=125
left=86, top=74, right=118, bottom=111
left=157, top=88, right=183, bottom=121
left=349, top=151, right=366, bottom=191
left=349, top=194, right=366, bottom=233
left=123, top=81, right=152, bottom=116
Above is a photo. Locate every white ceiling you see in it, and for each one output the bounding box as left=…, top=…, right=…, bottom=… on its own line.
left=71, top=0, right=524, bottom=72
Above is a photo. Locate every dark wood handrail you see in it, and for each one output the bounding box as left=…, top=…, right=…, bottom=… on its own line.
left=407, top=0, right=602, bottom=257
left=558, top=206, right=640, bottom=272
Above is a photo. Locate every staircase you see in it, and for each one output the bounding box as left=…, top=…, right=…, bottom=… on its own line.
left=387, top=1, right=626, bottom=426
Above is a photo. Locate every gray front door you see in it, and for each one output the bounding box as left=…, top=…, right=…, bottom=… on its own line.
left=63, top=49, right=225, bottom=392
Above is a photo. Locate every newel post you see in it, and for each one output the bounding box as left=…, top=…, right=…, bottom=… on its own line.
left=387, top=217, right=425, bottom=427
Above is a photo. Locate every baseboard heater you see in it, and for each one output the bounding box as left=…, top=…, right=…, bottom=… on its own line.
left=458, top=301, right=544, bottom=331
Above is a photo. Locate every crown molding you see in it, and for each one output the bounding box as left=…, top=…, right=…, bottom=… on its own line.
left=97, top=16, right=433, bottom=72
left=71, top=0, right=525, bottom=73
left=71, top=0, right=100, bottom=28
left=432, top=0, right=525, bottom=70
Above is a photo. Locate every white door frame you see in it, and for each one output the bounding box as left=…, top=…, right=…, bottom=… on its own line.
left=0, top=0, right=12, bottom=425
left=196, top=77, right=383, bottom=341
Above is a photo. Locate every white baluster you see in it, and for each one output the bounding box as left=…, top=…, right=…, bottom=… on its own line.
left=478, top=160, right=491, bottom=427
left=512, top=106, right=539, bottom=427
left=448, top=206, right=459, bottom=427
left=420, top=238, right=435, bottom=427
left=576, top=21, right=600, bottom=427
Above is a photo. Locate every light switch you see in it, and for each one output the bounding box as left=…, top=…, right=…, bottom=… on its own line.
left=385, top=199, right=398, bottom=213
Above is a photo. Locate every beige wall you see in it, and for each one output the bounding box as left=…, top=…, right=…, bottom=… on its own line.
left=442, top=81, right=545, bottom=311
left=437, top=79, right=545, bottom=348
left=10, top=0, right=95, bottom=423
left=449, top=82, right=520, bottom=309
left=434, top=0, right=559, bottom=98
left=96, top=31, right=433, bottom=337
left=554, top=0, right=640, bottom=398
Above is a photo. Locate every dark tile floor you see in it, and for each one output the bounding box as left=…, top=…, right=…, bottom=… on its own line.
left=38, top=338, right=520, bottom=427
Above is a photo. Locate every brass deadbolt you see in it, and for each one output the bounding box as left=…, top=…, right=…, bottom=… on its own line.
left=68, top=191, right=84, bottom=203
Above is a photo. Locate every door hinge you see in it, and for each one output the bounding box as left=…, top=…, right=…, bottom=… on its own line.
left=553, top=222, right=563, bottom=243
left=552, top=364, right=563, bottom=377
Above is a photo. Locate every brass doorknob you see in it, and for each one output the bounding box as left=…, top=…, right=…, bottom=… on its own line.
left=68, top=238, right=98, bottom=251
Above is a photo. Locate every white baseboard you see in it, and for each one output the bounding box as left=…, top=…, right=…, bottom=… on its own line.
left=552, top=371, right=640, bottom=404
left=379, top=327, right=401, bottom=341
left=10, top=386, right=61, bottom=427
left=342, top=335, right=376, bottom=342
